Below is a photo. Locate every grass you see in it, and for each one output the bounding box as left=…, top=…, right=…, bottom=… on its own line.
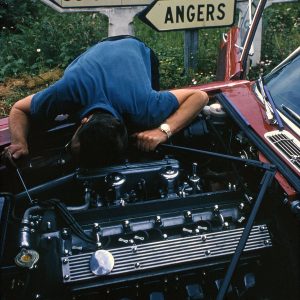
left=0, top=1, right=299, bottom=117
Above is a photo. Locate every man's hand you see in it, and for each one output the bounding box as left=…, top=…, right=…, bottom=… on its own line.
left=4, top=142, right=29, bottom=159
left=132, top=128, right=168, bottom=152
left=132, top=89, right=208, bottom=152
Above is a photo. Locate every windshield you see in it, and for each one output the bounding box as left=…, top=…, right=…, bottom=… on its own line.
left=264, top=52, right=300, bottom=116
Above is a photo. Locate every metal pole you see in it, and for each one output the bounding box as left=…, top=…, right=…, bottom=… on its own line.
left=216, top=170, right=275, bottom=299
left=184, top=29, right=199, bottom=74
left=158, top=144, right=273, bottom=170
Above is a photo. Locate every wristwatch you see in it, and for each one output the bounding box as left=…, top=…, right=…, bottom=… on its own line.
left=159, top=123, right=172, bottom=139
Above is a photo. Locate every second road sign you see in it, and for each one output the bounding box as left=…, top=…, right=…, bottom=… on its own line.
left=139, top=0, right=237, bottom=31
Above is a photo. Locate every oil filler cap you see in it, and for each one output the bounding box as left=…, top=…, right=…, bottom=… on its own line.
left=15, top=248, right=39, bottom=269
left=90, top=250, right=114, bottom=276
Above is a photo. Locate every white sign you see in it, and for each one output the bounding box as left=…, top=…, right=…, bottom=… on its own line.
left=52, top=0, right=151, bottom=7
left=139, top=0, right=236, bottom=31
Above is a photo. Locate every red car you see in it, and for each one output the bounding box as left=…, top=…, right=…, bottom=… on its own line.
left=0, top=0, right=299, bottom=299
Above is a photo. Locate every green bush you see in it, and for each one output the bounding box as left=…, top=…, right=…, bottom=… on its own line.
left=250, top=2, right=300, bottom=77
left=0, top=1, right=299, bottom=86
left=134, top=18, right=224, bottom=89
left=0, top=1, right=108, bottom=80
left=0, top=0, right=39, bottom=29
left=263, top=2, right=299, bottom=62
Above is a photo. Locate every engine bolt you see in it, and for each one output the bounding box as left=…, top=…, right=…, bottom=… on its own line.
left=185, top=211, right=192, bottom=218
left=62, top=258, right=68, bottom=264
left=205, top=250, right=211, bottom=256
left=197, top=225, right=208, bottom=231
left=134, top=235, right=144, bottom=241
left=201, top=235, right=207, bottom=241
left=182, top=227, right=193, bottom=234
left=259, top=225, right=266, bottom=231
left=264, top=239, right=271, bottom=245
left=61, top=229, right=69, bottom=239
left=118, top=238, right=129, bottom=244
left=64, top=274, right=70, bottom=280
left=135, top=262, right=140, bottom=268
left=195, top=228, right=200, bottom=234
left=237, top=216, right=246, bottom=224
left=223, top=222, right=229, bottom=229
left=131, top=245, right=138, bottom=253
left=47, top=222, right=51, bottom=230
left=155, top=216, right=162, bottom=224
left=123, top=220, right=130, bottom=228
left=239, top=203, right=245, bottom=210
left=93, top=223, right=100, bottom=230
left=213, top=205, right=219, bottom=212
left=163, top=233, right=168, bottom=239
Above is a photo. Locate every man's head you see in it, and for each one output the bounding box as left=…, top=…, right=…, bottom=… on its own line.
left=70, top=111, right=128, bottom=167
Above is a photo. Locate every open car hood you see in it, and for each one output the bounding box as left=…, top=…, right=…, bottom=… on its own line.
left=216, top=0, right=267, bottom=81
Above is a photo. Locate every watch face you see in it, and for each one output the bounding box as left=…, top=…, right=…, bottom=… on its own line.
left=161, top=124, right=169, bottom=131
left=160, top=123, right=171, bottom=138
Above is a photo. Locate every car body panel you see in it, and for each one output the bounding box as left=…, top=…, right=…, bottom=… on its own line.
left=215, top=26, right=242, bottom=81
left=220, top=83, right=299, bottom=196
left=258, top=152, right=297, bottom=197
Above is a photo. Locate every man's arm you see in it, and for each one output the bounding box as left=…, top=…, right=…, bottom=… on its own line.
left=134, top=89, right=209, bottom=151
left=5, top=95, right=33, bottom=158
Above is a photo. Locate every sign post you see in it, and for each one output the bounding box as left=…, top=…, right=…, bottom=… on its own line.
left=41, top=0, right=152, bottom=36
left=47, top=0, right=152, bottom=9
left=184, top=30, right=199, bottom=72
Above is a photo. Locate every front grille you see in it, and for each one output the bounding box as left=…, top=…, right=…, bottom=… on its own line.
left=265, top=130, right=300, bottom=172
left=61, top=225, right=272, bottom=283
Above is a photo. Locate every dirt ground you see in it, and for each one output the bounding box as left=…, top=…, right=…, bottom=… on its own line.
left=0, top=69, right=63, bottom=117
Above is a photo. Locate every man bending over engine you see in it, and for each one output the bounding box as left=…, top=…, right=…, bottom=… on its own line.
left=6, top=36, right=208, bottom=167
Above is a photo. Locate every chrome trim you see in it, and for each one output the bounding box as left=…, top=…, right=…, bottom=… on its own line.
left=264, top=130, right=300, bottom=172
left=62, top=225, right=272, bottom=283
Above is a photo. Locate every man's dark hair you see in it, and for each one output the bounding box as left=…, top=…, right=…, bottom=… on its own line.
left=77, top=112, right=128, bottom=167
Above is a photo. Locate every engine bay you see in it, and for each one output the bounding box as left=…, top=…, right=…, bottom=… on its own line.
left=1, top=98, right=299, bottom=300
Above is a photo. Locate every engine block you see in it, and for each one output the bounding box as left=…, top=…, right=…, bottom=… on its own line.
left=7, top=158, right=273, bottom=299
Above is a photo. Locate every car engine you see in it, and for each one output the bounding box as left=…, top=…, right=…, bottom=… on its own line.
left=0, top=100, right=299, bottom=300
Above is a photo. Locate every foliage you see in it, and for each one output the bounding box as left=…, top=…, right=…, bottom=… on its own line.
left=0, top=1, right=108, bottom=80
left=249, top=2, right=300, bottom=77
left=0, top=0, right=39, bottom=29
left=0, top=1, right=299, bottom=116
left=134, top=18, right=224, bottom=89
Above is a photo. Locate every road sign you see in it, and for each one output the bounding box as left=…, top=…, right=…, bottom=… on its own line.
left=139, top=0, right=237, bottom=31
left=51, top=0, right=152, bottom=8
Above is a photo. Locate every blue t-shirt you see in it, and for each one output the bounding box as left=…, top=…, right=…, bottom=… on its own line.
left=30, top=37, right=179, bottom=130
